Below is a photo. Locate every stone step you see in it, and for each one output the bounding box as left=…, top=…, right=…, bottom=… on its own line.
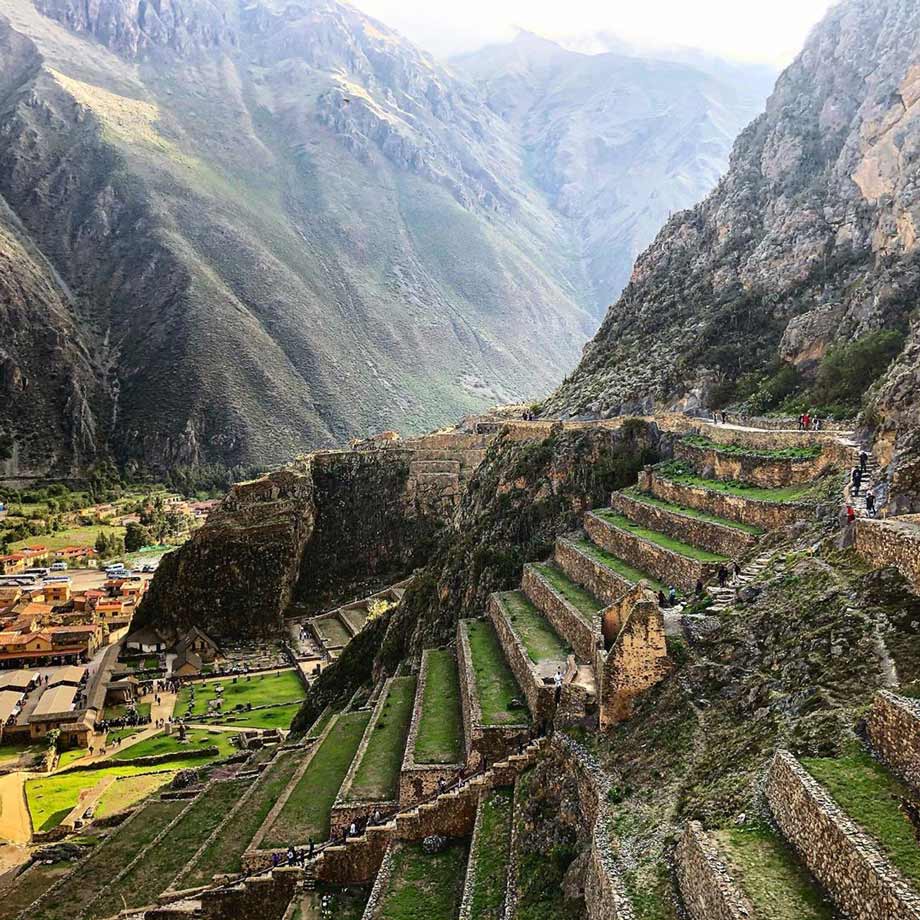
left=767, top=749, right=920, bottom=920
left=585, top=510, right=728, bottom=594
left=611, top=489, right=760, bottom=559
left=521, top=562, right=604, bottom=662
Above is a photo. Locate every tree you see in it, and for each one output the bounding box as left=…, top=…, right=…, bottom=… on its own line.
left=124, top=522, right=151, bottom=553
left=94, top=531, right=110, bottom=558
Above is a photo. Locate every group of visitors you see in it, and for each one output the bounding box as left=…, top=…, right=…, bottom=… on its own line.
left=272, top=840, right=317, bottom=867
left=798, top=412, right=822, bottom=431
left=655, top=561, right=743, bottom=610
left=521, top=409, right=537, bottom=421
left=846, top=449, right=877, bottom=520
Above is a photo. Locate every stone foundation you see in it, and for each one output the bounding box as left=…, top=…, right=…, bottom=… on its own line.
left=554, top=537, right=633, bottom=606
left=855, top=517, right=920, bottom=594
left=674, top=441, right=839, bottom=488
left=637, top=469, right=811, bottom=529
left=674, top=822, right=754, bottom=920
left=865, top=691, right=920, bottom=791
left=610, top=491, right=755, bottom=558
left=766, top=750, right=920, bottom=920
left=584, top=511, right=721, bottom=593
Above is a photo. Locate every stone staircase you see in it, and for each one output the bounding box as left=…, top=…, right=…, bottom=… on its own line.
left=839, top=436, right=881, bottom=517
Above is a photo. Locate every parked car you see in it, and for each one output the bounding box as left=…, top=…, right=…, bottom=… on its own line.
left=51, top=562, right=68, bottom=572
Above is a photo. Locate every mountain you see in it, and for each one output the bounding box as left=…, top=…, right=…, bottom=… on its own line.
left=452, top=31, right=772, bottom=313
left=545, top=0, right=920, bottom=484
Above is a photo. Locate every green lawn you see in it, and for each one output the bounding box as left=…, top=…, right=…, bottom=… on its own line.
left=176, top=670, right=306, bottom=719
left=682, top=435, right=822, bottom=461
left=27, top=759, right=207, bottom=832
left=498, top=592, right=570, bottom=664
left=103, top=702, right=152, bottom=722
left=624, top=489, right=764, bottom=535
left=0, top=741, right=41, bottom=765
left=31, top=799, right=185, bottom=920
left=96, top=772, right=177, bottom=818
left=345, top=676, right=416, bottom=802
left=306, top=705, right=337, bottom=739
left=262, top=712, right=370, bottom=847
left=414, top=650, right=462, bottom=765
left=715, top=824, right=835, bottom=920
left=802, top=747, right=920, bottom=887
left=0, top=861, right=73, bottom=920
left=112, top=727, right=238, bottom=761
left=565, top=538, right=666, bottom=593
left=377, top=840, right=469, bottom=920
left=469, top=787, right=514, bottom=920
left=531, top=563, right=603, bottom=623
left=654, top=462, right=816, bottom=502
left=595, top=511, right=729, bottom=563
left=465, top=620, right=528, bottom=727
left=86, top=778, right=249, bottom=919
left=56, top=749, right=87, bottom=770
left=8, top=525, right=126, bottom=553
left=176, top=749, right=303, bottom=886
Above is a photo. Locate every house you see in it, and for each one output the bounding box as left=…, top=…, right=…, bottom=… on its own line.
left=105, top=676, right=140, bottom=706
left=172, top=649, right=203, bottom=677
left=54, top=546, right=97, bottom=564
left=20, top=546, right=49, bottom=564
left=125, top=624, right=172, bottom=654
left=43, top=581, right=72, bottom=605
left=47, top=625, right=101, bottom=657
left=0, top=631, right=54, bottom=660
left=175, top=626, right=220, bottom=663
left=28, top=683, right=92, bottom=745
left=119, top=579, right=147, bottom=601
left=95, top=597, right=129, bottom=623
left=0, top=670, right=37, bottom=693
left=0, top=689, right=24, bottom=736
left=0, top=555, right=26, bottom=575
left=48, top=665, right=87, bottom=688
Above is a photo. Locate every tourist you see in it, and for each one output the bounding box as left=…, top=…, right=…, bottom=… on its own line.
left=287, top=846, right=296, bottom=866
left=846, top=504, right=856, bottom=525
left=860, top=450, right=869, bottom=473
left=717, top=565, right=728, bottom=589
left=553, top=667, right=563, bottom=703
left=720, top=410, right=727, bottom=425
left=668, top=586, right=677, bottom=607
left=798, top=413, right=805, bottom=431
left=349, top=822, right=357, bottom=839
left=308, top=838, right=315, bottom=859
left=733, top=561, right=742, bottom=584
left=852, top=466, right=862, bottom=497
left=657, top=589, right=667, bottom=608
left=866, top=489, right=877, bottom=517
left=694, top=578, right=704, bottom=597
left=803, top=411, right=811, bottom=430
left=437, top=777, right=447, bottom=795
left=271, top=852, right=280, bottom=868
left=814, top=416, right=822, bottom=431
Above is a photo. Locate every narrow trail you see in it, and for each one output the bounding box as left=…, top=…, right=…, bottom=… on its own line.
left=0, top=773, right=31, bottom=846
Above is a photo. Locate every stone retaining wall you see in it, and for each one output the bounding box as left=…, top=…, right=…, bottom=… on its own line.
left=722, top=413, right=853, bottom=432
left=584, top=512, right=720, bottom=593
left=610, top=491, right=755, bottom=558
left=554, top=537, right=632, bottom=606
left=487, top=594, right=587, bottom=726
left=360, top=843, right=395, bottom=920
left=855, top=517, right=920, bottom=593
left=399, top=649, right=464, bottom=808
left=865, top=691, right=920, bottom=791
left=638, top=469, right=810, bottom=529
left=674, top=441, right=837, bottom=488
left=521, top=565, right=602, bottom=662
left=674, top=822, right=754, bottom=920
left=766, top=749, right=920, bottom=920
left=457, top=620, right=529, bottom=770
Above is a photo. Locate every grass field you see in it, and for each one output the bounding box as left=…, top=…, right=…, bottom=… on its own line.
left=176, top=670, right=306, bottom=719
left=654, top=462, right=817, bottom=502
left=595, top=511, right=729, bottom=563
left=377, top=840, right=469, bottom=920
left=31, top=799, right=185, bottom=920
left=465, top=620, right=528, bottom=727
left=567, top=537, right=666, bottom=593
left=0, top=742, right=41, bottom=765
left=112, top=727, right=237, bottom=762
left=802, top=747, right=920, bottom=887
left=0, top=861, right=73, bottom=920
left=262, top=712, right=370, bottom=847
left=469, top=787, right=514, bottom=920
left=95, top=772, right=177, bottom=818
left=177, top=749, right=303, bottom=886
left=624, top=489, right=764, bottom=535
left=499, top=592, right=569, bottom=664
left=682, top=435, right=822, bottom=461
left=414, top=650, right=462, bottom=765
left=715, top=824, right=835, bottom=920
left=86, top=778, right=250, bottom=919
left=103, top=702, right=152, bottom=722
left=306, top=705, right=337, bottom=739
left=7, top=525, right=126, bottom=553
left=531, top=563, right=603, bottom=623
left=345, top=676, right=416, bottom=802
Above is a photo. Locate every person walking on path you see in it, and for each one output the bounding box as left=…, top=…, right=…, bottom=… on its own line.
left=866, top=489, right=877, bottom=517
left=717, top=565, right=728, bottom=589
left=733, top=561, right=742, bottom=584
left=860, top=450, right=869, bottom=473
left=846, top=504, right=856, bottom=525
left=852, top=466, right=862, bottom=496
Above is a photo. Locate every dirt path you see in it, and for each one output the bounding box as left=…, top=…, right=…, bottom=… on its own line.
left=0, top=773, right=32, bottom=845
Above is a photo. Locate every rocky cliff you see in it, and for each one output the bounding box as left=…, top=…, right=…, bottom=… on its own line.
left=0, top=0, right=759, bottom=474
left=545, top=0, right=920, bottom=489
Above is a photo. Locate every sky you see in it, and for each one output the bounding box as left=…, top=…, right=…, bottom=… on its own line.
left=350, top=0, right=838, bottom=66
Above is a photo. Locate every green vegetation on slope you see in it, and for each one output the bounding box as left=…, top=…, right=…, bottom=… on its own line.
left=112, top=727, right=237, bottom=761
left=499, top=591, right=570, bottom=664
left=715, top=824, right=835, bottom=920
left=176, top=670, right=305, bottom=718
left=681, top=435, right=822, bottom=461
left=532, top=563, right=603, bottom=622
left=595, top=511, right=729, bottom=563
left=414, top=650, right=463, bottom=764
left=623, top=489, right=764, bottom=535
left=566, top=537, right=666, bottom=592
left=802, top=747, right=920, bottom=888
left=654, top=462, right=818, bottom=502
left=465, top=620, right=529, bottom=726
left=469, top=787, right=514, bottom=919
left=0, top=862, right=73, bottom=920
left=263, top=712, right=370, bottom=847
left=377, top=840, right=469, bottom=920
left=346, top=676, right=416, bottom=802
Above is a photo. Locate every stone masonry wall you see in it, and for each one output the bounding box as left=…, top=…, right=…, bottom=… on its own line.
left=675, top=822, right=755, bottom=920
left=865, top=690, right=920, bottom=791
left=673, top=441, right=836, bottom=488
left=766, top=750, right=920, bottom=920
left=554, top=537, right=632, bottom=606
left=638, top=469, right=811, bottom=529
left=610, top=491, right=754, bottom=558
left=585, top=512, right=720, bottom=593
left=855, top=518, right=920, bottom=593
left=521, top=565, right=602, bottom=663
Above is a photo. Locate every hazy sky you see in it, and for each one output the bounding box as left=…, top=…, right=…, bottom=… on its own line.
left=350, top=0, right=837, bottom=66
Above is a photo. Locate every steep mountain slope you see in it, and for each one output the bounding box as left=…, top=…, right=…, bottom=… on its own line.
left=546, top=0, right=920, bottom=454
left=453, top=31, right=771, bottom=311
left=0, top=0, right=595, bottom=474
